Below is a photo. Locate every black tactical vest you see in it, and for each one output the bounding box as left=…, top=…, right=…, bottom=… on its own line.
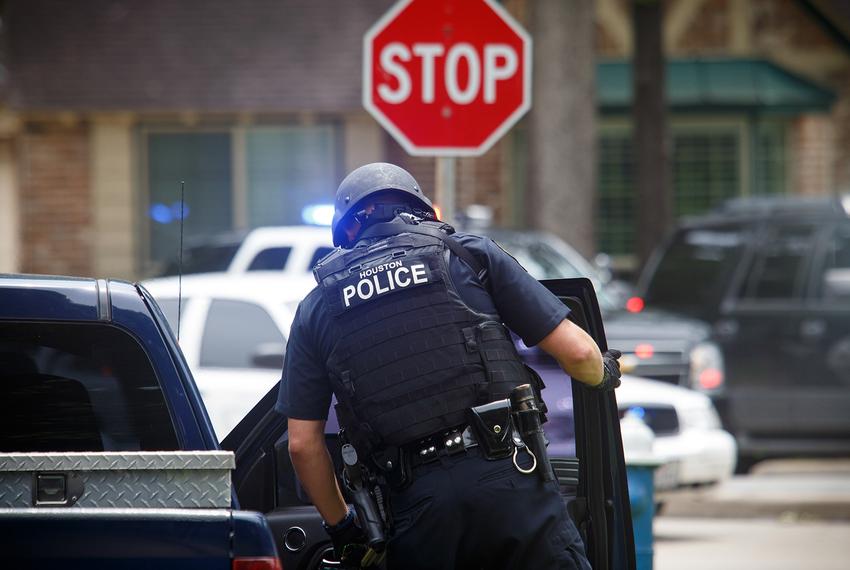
left=313, top=220, right=536, bottom=451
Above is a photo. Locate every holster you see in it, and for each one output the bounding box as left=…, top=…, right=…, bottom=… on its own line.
left=466, top=398, right=514, bottom=460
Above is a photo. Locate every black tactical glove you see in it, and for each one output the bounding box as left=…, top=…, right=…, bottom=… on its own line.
left=323, top=509, right=380, bottom=568
left=591, top=349, right=622, bottom=391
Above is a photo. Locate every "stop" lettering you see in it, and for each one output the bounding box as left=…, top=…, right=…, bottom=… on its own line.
left=377, top=42, right=518, bottom=105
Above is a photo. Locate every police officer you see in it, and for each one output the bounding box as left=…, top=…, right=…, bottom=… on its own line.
left=277, top=163, right=621, bottom=569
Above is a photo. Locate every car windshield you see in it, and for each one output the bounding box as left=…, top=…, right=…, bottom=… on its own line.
left=506, top=240, right=584, bottom=280
left=486, top=232, right=620, bottom=311
left=160, top=242, right=241, bottom=276
left=643, top=224, right=748, bottom=315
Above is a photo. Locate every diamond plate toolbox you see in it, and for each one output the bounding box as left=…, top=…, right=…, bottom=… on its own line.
left=0, top=451, right=235, bottom=508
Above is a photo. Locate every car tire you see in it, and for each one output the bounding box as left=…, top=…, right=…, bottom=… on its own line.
left=734, top=454, right=760, bottom=475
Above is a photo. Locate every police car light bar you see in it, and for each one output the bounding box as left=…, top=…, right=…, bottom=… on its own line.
left=302, top=204, right=335, bottom=226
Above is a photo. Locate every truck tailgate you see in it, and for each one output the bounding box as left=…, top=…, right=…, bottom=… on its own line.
left=0, top=508, right=234, bottom=568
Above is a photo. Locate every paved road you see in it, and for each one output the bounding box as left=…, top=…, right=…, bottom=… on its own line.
left=653, top=459, right=850, bottom=569
left=655, top=517, right=850, bottom=570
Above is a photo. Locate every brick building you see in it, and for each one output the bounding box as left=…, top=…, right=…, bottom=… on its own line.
left=0, top=0, right=848, bottom=279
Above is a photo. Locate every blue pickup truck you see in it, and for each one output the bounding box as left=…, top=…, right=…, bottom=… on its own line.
left=0, top=274, right=635, bottom=569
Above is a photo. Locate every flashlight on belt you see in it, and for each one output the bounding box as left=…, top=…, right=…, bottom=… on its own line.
left=510, top=383, right=554, bottom=483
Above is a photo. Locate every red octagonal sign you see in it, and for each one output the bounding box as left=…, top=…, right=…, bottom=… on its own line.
left=364, top=0, right=532, bottom=157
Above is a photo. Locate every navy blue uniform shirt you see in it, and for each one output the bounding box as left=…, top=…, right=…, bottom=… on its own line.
left=276, top=231, right=570, bottom=420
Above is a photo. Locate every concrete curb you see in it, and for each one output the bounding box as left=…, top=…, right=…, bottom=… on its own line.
left=659, top=497, right=850, bottom=521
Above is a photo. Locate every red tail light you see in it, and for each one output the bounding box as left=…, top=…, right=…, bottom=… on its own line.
left=233, top=557, right=283, bottom=570
left=626, top=296, right=644, bottom=313
left=698, top=368, right=724, bottom=390
left=634, top=343, right=654, bottom=359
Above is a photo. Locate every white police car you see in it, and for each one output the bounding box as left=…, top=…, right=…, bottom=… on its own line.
left=157, top=225, right=335, bottom=279
left=142, top=272, right=316, bottom=439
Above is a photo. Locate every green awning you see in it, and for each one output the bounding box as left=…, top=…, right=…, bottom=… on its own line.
left=598, top=58, right=836, bottom=113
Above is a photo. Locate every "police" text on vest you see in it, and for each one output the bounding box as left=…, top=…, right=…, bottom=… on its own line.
left=342, top=261, right=429, bottom=307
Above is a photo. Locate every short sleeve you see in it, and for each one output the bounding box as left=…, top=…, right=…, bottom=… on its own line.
left=275, top=296, right=334, bottom=420
left=452, top=234, right=570, bottom=346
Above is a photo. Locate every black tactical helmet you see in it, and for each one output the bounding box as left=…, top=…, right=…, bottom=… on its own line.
left=332, top=162, right=434, bottom=247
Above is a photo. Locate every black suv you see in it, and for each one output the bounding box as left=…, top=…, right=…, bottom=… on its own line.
left=636, top=196, right=850, bottom=470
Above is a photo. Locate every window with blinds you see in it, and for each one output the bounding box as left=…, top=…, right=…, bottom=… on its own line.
left=245, top=126, right=339, bottom=228
left=146, top=132, right=234, bottom=267
left=673, top=130, right=740, bottom=218
left=597, top=132, right=635, bottom=256
left=143, top=125, right=340, bottom=274
left=596, top=121, right=787, bottom=257
left=752, top=122, right=787, bottom=196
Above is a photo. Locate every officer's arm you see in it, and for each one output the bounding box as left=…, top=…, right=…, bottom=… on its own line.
left=537, top=319, right=604, bottom=387
left=288, top=417, right=349, bottom=525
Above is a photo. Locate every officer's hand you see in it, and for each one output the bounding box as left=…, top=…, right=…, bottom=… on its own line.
left=324, top=509, right=364, bottom=562
left=323, top=510, right=384, bottom=568
left=591, top=349, right=622, bottom=392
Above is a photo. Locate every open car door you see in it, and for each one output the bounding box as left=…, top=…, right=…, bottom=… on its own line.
left=542, top=278, right=636, bottom=570
left=224, top=277, right=635, bottom=570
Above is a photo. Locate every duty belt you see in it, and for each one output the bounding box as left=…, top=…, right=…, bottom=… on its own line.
left=406, top=425, right=479, bottom=468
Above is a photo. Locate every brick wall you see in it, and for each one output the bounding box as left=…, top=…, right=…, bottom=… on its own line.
left=19, top=123, right=93, bottom=276
left=830, top=71, right=850, bottom=192
left=790, top=115, right=835, bottom=196
left=675, top=0, right=730, bottom=54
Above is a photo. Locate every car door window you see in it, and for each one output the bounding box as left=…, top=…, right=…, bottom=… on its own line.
left=737, top=224, right=818, bottom=301
left=200, top=300, right=284, bottom=367
left=160, top=243, right=242, bottom=276
left=817, top=224, right=850, bottom=302
left=248, top=247, right=293, bottom=271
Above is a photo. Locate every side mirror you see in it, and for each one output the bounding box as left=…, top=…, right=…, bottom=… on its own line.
left=593, top=252, right=613, bottom=284
left=824, top=268, right=850, bottom=299
left=251, top=342, right=286, bottom=369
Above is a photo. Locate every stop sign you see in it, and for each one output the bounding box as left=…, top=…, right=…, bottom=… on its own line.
left=363, top=0, right=532, bottom=156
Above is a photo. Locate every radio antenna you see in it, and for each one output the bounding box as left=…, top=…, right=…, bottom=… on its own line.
left=177, top=180, right=185, bottom=342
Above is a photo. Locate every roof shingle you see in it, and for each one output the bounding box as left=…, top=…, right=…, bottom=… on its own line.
left=6, top=0, right=394, bottom=112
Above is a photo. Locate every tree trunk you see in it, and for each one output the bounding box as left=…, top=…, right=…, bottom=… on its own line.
left=528, top=0, right=597, bottom=258
left=633, top=0, right=672, bottom=269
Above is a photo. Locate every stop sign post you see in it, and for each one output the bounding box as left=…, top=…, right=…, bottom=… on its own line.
left=363, top=0, right=532, bottom=220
